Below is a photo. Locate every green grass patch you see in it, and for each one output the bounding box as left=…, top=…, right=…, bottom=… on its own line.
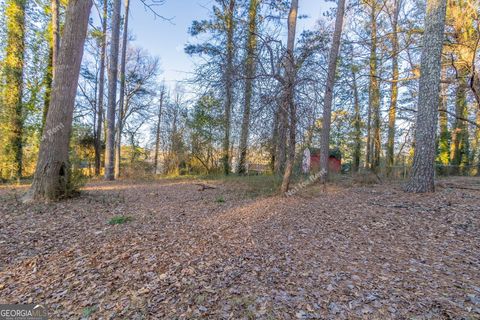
left=81, top=306, right=97, bottom=319
left=108, top=215, right=133, bottom=225
left=215, top=196, right=225, bottom=203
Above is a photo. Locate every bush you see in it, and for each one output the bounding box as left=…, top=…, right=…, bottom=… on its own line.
left=65, top=166, right=87, bottom=198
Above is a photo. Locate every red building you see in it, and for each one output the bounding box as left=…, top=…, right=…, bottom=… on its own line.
left=307, top=148, right=342, bottom=173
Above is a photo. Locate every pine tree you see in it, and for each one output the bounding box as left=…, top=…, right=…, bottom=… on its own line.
left=104, top=0, right=122, bottom=181
left=222, top=0, right=235, bottom=175
left=405, top=0, right=447, bottom=193
left=237, top=0, right=259, bottom=175
left=386, top=0, right=401, bottom=175
left=95, top=0, right=108, bottom=176
left=114, top=0, right=131, bottom=179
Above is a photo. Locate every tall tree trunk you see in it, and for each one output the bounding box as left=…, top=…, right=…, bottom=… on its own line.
left=114, top=0, right=130, bottom=179
left=41, top=0, right=60, bottom=131
left=280, top=0, right=299, bottom=194
left=154, top=88, right=164, bottom=174
left=276, top=99, right=288, bottom=174
left=41, top=1, right=57, bottom=130
left=95, top=0, right=108, bottom=176
left=42, top=48, right=53, bottom=133
left=369, top=0, right=381, bottom=172
left=24, top=0, right=93, bottom=202
left=237, top=0, right=259, bottom=175
left=437, top=64, right=450, bottom=172
left=319, top=0, right=346, bottom=183
left=222, top=0, right=235, bottom=175
left=386, top=0, right=401, bottom=176
left=104, top=0, right=122, bottom=181
left=270, top=107, right=279, bottom=172
left=0, top=0, right=27, bottom=181
left=352, top=68, right=362, bottom=173
left=449, top=73, right=469, bottom=174
left=51, top=0, right=60, bottom=74
left=405, top=0, right=447, bottom=193
left=365, top=93, right=372, bottom=169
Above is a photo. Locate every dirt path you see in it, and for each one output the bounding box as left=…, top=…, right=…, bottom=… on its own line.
left=0, top=178, right=479, bottom=319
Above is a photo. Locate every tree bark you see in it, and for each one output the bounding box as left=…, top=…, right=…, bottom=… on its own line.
left=95, top=0, right=108, bottom=176
left=270, top=107, right=279, bottom=172
left=114, top=0, right=130, bottom=179
left=319, top=0, right=346, bottom=183
left=237, top=0, right=259, bottom=175
left=24, top=0, right=93, bottom=201
left=0, top=0, right=27, bottom=181
left=386, top=0, right=401, bottom=175
left=280, top=0, right=299, bottom=194
left=41, top=0, right=60, bottom=132
left=104, top=0, right=122, bottom=181
left=449, top=73, right=469, bottom=174
left=154, top=88, right=165, bottom=174
left=369, top=0, right=381, bottom=172
left=352, top=68, right=362, bottom=173
left=405, top=0, right=447, bottom=193
left=51, top=0, right=60, bottom=76
left=222, top=0, right=235, bottom=175
left=437, top=64, right=449, bottom=170
left=276, top=99, right=288, bottom=174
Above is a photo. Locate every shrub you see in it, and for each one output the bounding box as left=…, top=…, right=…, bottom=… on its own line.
left=66, top=166, right=87, bottom=197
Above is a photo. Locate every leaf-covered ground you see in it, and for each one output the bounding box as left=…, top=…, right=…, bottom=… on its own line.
left=0, top=177, right=479, bottom=319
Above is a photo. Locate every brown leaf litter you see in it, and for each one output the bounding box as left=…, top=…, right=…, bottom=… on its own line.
left=0, top=177, right=479, bottom=319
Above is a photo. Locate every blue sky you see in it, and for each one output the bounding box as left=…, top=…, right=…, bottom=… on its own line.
left=128, top=0, right=330, bottom=84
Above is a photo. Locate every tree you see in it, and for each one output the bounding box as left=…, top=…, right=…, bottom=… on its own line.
left=319, top=0, right=347, bottom=182
left=0, top=0, right=27, bottom=181
left=24, top=0, right=93, bottom=202
left=386, top=0, right=402, bottom=175
left=237, top=0, right=260, bottom=175
left=449, top=76, right=470, bottom=172
left=95, top=0, right=108, bottom=176
left=153, top=86, right=165, bottom=174
left=113, top=46, right=159, bottom=172
left=352, top=67, right=362, bottom=172
left=368, top=0, right=381, bottom=171
left=445, top=0, right=479, bottom=173
left=188, top=94, right=223, bottom=174
left=222, top=0, right=235, bottom=175
left=405, top=0, right=447, bottom=193
left=437, top=65, right=450, bottom=170
left=104, top=0, right=122, bottom=181
left=280, top=0, right=299, bottom=194
left=185, top=0, right=237, bottom=175
left=41, top=0, right=60, bottom=131
left=51, top=0, right=59, bottom=74
left=115, top=0, right=131, bottom=179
